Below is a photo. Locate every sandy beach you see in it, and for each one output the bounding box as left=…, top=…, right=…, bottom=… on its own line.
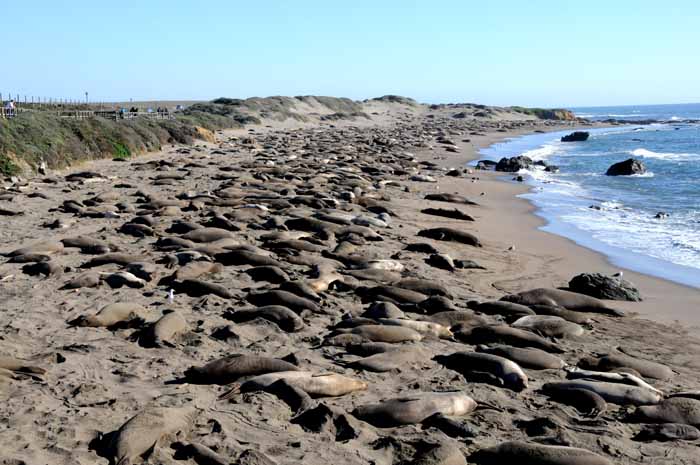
left=1, top=103, right=699, bottom=464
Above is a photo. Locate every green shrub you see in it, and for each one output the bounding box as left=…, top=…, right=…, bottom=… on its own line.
left=112, top=141, right=131, bottom=159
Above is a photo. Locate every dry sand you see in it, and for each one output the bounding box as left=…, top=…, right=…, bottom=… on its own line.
left=1, top=106, right=699, bottom=465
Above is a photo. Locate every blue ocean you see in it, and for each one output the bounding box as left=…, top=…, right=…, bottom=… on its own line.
left=479, top=103, right=700, bottom=288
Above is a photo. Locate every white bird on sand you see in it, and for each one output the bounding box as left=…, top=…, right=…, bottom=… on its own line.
left=507, top=245, right=516, bottom=251
left=612, top=271, right=623, bottom=278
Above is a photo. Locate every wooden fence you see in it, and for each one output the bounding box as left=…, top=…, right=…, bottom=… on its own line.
left=1, top=107, right=173, bottom=121
left=56, top=110, right=174, bottom=120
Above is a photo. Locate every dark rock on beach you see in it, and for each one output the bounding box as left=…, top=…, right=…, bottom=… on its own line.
left=495, top=156, right=533, bottom=172
left=605, top=158, right=646, bottom=176
left=561, top=131, right=589, bottom=142
left=568, top=272, right=642, bottom=302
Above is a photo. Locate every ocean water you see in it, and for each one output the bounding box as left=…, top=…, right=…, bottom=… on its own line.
left=478, top=104, right=700, bottom=288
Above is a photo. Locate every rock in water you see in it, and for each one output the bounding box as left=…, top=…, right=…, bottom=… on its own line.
left=605, top=158, right=646, bottom=176
left=568, top=272, right=642, bottom=301
left=561, top=131, right=590, bottom=142
left=495, top=156, right=533, bottom=172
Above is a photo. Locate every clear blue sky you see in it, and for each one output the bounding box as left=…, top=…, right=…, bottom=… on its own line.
left=3, top=1, right=699, bottom=107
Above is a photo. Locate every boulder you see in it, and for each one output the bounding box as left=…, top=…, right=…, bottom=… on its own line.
left=605, top=158, right=646, bottom=176
left=495, top=156, right=533, bottom=173
left=561, top=131, right=590, bottom=142
left=568, top=273, right=642, bottom=302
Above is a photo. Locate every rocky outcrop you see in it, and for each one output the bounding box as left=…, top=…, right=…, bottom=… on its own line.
left=495, top=156, right=533, bottom=172
left=561, top=131, right=590, bottom=142
left=568, top=273, right=642, bottom=301
left=605, top=158, right=646, bottom=176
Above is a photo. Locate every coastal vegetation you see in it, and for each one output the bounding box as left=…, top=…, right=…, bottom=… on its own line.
left=0, top=96, right=575, bottom=176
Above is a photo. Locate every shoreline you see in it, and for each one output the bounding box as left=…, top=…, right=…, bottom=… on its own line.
left=413, top=124, right=700, bottom=335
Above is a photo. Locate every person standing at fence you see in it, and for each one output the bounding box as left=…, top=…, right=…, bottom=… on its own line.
left=5, top=99, right=14, bottom=110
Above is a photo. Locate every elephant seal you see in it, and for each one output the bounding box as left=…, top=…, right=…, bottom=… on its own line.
left=542, top=380, right=661, bottom=406
left=511, top=315, right=584, bottom=338
left=0, top=356, right=47, bottom=379
left=566, top=367, right=663, bottom=395
left=634, top=397, right=700, bottom=426
left=578, top=353, right=673, bottom=381
left=377, top=318, right=453, bottom=339
left=146, top=311, right=187, bottom=347
left=464, top=325, right=564, bottom=353
left=60, top=271, right=102, bottom=290
left=476, top=345, right=565, bottom=370
left=362, top=301, right=405, bottom=319
left=435, top=351, right=528, bottom=391
left=635, top=423, right=700, bottom=442
left=174, top=279, right=234, bottom=299
left=421, top=309, right=487, bottom=327
left=22, top=260, right=63, bottom=278
left=352, top=391, right=476, bottom=427
left=356, top=286, right=428, bottom=305
left=214, top=249, right=283, bottom=267
left=184, top=354, right=298, bottom=384
left=417, top=227, right=482, bottom=247
left=528, top=304, right=593, bottom=324
left=501, top=288, right=624, bottom=317
left=246, top=290, right=320, bottom=314
left=470, top=441, right=613, bottom=465
left=245, top=265, right=290, bottom=284
left=109, top=406, right=196, bottom=465
left=224, top=305, right=304, bottom=332
left=395, top=278, right=453, bottom=298
left=173, top=261, right=223, bottom=282
left=81, top=253, right=145, bottom=268
left=69, top=302, right=146, bottom=328
left=227, top=371, right=367, bottom=398
left=541, top=385, right=607, bottom=417
left=182, top=227, right=236, bottom=243
left=346, top=348, right=426, bottom=373
left=468, top=300, right=535, bottom=320
left=4, top=240, right=64, bottom=257
left=339, top=325, right=423, bottom=343
left=424, top=193, right=478, bottom=205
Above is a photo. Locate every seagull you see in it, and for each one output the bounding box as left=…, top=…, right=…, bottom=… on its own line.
left=507, top=245, right=516, bottom=251
left=167, top=288, right=175, bottom=303
left=612, top=271, right=623, bottom=278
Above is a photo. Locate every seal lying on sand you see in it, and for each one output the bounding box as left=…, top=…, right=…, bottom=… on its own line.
left=417, top=227, right=482, bottom=247
left=579, top=352, right=673, bottom=381
left=109, top=406, right=197, bottom=465
left=352, top=391, right=476, bottom=427
left=69, top=302, right=146, bottom=328
left=435, top=351, right=528, bottom=391
left=634, top=397, right=700, bottom=426
left=184, top=354, right=298, bottom=384
left=470, top=441, right=613, bottom=465
left=501, top=288, right=624, bottom=316
left=542, top=380, right=661, bottom=406
left=223, top=371, right=367, bottom=398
